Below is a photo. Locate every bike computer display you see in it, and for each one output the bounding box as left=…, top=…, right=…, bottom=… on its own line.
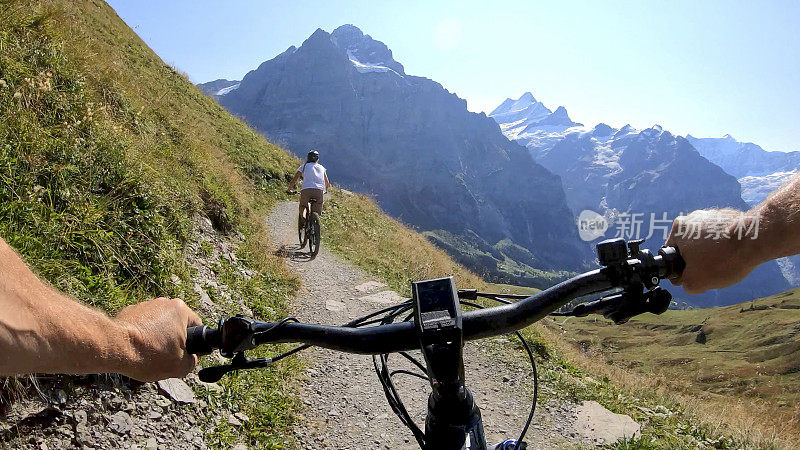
left=412, top=276, right=462, bottom=345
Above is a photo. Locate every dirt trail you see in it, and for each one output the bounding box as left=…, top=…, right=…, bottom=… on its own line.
left=266, top=201, right=578, bottom=449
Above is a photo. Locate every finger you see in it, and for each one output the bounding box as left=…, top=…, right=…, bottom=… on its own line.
left=186, top=309, right=203, bottom=328
left=682, top=280, right=706, bottom=295
left=665, top=219, right=683, bottom=246
left=170, top=298, right=202, bottom=327
left=179, top=353, right=198, bottom=377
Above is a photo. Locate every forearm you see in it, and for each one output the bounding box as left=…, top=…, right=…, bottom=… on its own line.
left=666, top=172, right=800, bottom=294
left=288, top=172, right=301, bottom=190
left=0, top=240, right=135, bottom=376
left=739, top=173, right=800, bottom=264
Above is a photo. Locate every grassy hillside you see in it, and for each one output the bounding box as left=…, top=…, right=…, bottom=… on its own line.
left=322, top=189, right=487, bottom=296
left=557, top=287, right=800, bottom=447
left=0, top=0, right=301, bottom=446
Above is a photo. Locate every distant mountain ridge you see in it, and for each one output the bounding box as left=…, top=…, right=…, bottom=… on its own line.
left=685, top=134, right=799, bottom=206
left=204, top=25, right=588, bottom=282
left=684, top=134, right=800, bottom=287
left=491, top=94, right=792, bottom=307
left=685, top=134, right=799, bottom=178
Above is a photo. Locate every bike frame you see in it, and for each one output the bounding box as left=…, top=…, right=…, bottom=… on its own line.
left=295, top=193, right=320, bottom=255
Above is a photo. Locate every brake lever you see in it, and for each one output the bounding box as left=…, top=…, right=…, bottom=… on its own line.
left=553, top=286, right=672, bottom=324
left=198, top=352, right=273, bottom=383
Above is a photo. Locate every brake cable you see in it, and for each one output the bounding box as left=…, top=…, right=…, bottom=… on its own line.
left=200, top=301, right=414, bottom=382
left=370, top=292, right=539, bottom=449
left=200, top=292, right=541, bottom=447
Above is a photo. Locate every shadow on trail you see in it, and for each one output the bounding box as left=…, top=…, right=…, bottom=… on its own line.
left=275, top=243, right=317, bottom=262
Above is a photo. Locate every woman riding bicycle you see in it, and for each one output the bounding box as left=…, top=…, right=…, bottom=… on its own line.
left=287, top=150, right=330, bottom=226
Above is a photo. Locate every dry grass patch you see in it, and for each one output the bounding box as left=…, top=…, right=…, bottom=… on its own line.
left=542, top=317, right=798, bottom=449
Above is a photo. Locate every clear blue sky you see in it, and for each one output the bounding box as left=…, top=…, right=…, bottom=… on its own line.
left=108, top=0, right=799, bottom=152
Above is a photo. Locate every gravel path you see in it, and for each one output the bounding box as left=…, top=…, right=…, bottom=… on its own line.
left=266, top=202, right=580, bottom=449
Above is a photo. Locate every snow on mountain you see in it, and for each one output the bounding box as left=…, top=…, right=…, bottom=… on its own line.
left=777, top=256, right=800, bottom=287
left=489, top=92, right=583, bottom=149
left=739, top=171, right=797, bottom=205
left=491, top=94, right=799, bottom=210
left=490, top=92, right=550, bottom=124
left=686, top=134, right=800, bottom=206
left=330, top=24, right=405, bottom=76
left=196, top=78, right=239, bottom=97
left=685, top=134, right=800, bottom=178
left=215, top=82, right=240, bottom=96
left=346, top=50, right=402, bottom=76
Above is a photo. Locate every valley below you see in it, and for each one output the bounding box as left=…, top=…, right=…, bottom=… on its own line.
left=556, top=287, right=800, bottom=447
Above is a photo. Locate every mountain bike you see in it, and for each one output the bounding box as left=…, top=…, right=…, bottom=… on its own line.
left=187, top=238, right=685, bottom=449
left=287, top=190, right=321, bottom=259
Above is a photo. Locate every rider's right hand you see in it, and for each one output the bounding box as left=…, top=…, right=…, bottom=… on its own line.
left=114, top=297, right=202, bottom=382
left=666, top=209, right=759, bottom=294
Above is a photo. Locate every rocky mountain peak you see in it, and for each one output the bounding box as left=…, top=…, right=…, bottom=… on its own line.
left=211, top=27, right=587, bottom=276
left=330, top=24, right=363, bottom=41
left=518, top=91, right=536, bottom=103
left=330, top=24, right=405, bottom=74
left=490, top=93, right=582, bottom=130
left=640, top=124, right=668, bottom=139
left=592, top=123, right=614, bottom=136
left=551, top=105, right=568, bottom=117
left=489, top=92, right=552, bottom=126
left=306, top=27, right=332, bottom=43
left=613, top=124, right=636, bottom=138
left=490, top=92, right=538, bottom=116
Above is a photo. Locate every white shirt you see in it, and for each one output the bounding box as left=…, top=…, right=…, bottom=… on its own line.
left=298, top=162, right=327, bottom=191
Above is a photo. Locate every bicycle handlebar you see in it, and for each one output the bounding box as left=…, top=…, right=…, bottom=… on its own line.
left=187, top=241, right=684, bottom=356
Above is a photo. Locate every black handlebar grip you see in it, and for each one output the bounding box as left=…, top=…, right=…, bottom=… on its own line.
left=186, top=325, right=218, bottom=355
left=658, top=246, right=686, bottom=279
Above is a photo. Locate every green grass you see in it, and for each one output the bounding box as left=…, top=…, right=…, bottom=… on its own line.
left=423, top=229, right=574, bottom=289
left=321, top=188, right=487, bottom=296
left=0, top=6, right=185, bottom=310
left=491, top=323, right=747, bottom=449
left=0, top=1, right=301, bottom=446
left=484, top=282, right=540, bottom=296
left=556, top=288, right=800, bottom=448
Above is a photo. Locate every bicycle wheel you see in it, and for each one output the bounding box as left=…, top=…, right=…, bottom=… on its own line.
left=308, top=212, right=321, bottom=258
left=298, top=207, right=308, bottom=248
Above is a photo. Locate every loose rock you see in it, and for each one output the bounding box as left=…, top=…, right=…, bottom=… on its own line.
left=156, top=378, right=196, bottom=404
left=108, top=411, right=133, bottom=435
